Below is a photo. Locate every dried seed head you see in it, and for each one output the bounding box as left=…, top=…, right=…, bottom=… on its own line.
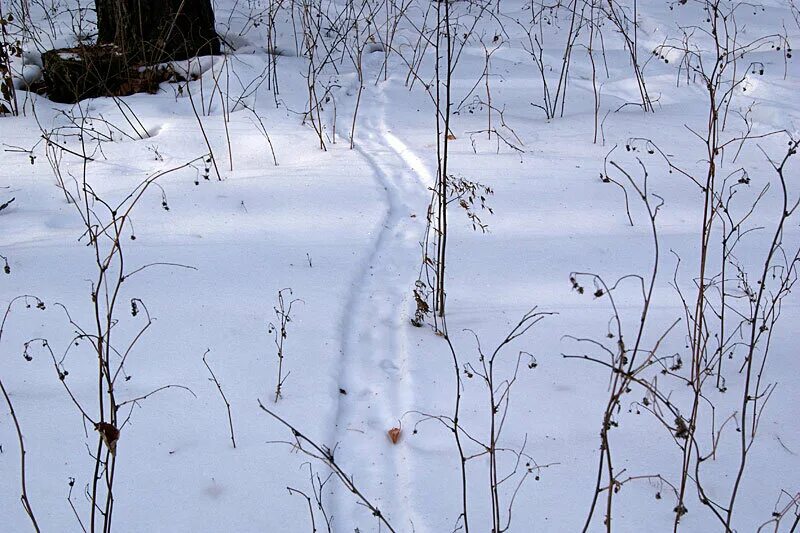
left=95, top=422, right=120, bottom=454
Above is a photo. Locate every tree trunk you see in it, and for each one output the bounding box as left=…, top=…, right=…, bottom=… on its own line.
left=96, top=0, right=220, bottom=63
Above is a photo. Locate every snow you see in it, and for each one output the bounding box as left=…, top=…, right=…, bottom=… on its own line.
left=1, top=0, right=799, bottom=531
left=56, top=51, right=81, bottom=60
left=12, top=64, right=43, bottom=89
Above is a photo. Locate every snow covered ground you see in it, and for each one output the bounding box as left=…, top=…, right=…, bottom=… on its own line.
left=1, top=0, right=799, bottom=531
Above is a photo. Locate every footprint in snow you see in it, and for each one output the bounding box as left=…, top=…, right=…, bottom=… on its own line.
left=380, top=358, right=399, bottom=375
left=203, top=479, right=224, bottom=499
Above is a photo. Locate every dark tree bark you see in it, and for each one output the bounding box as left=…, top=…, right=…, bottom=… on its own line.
left=42, top=44, right=128, bottom=103
left=41, top=0, right=220, bottom=102
left=96, top=0, right=220, bottom=63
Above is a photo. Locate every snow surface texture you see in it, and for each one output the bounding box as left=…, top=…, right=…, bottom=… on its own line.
left=1, top=0, right=799, bottom=531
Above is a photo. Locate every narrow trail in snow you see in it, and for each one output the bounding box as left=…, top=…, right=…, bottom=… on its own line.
left=329, top=80, right=433, bottom=532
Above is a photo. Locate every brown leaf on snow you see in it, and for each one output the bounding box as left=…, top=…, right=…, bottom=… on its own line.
left=387, top=427, right=401, bottom=444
